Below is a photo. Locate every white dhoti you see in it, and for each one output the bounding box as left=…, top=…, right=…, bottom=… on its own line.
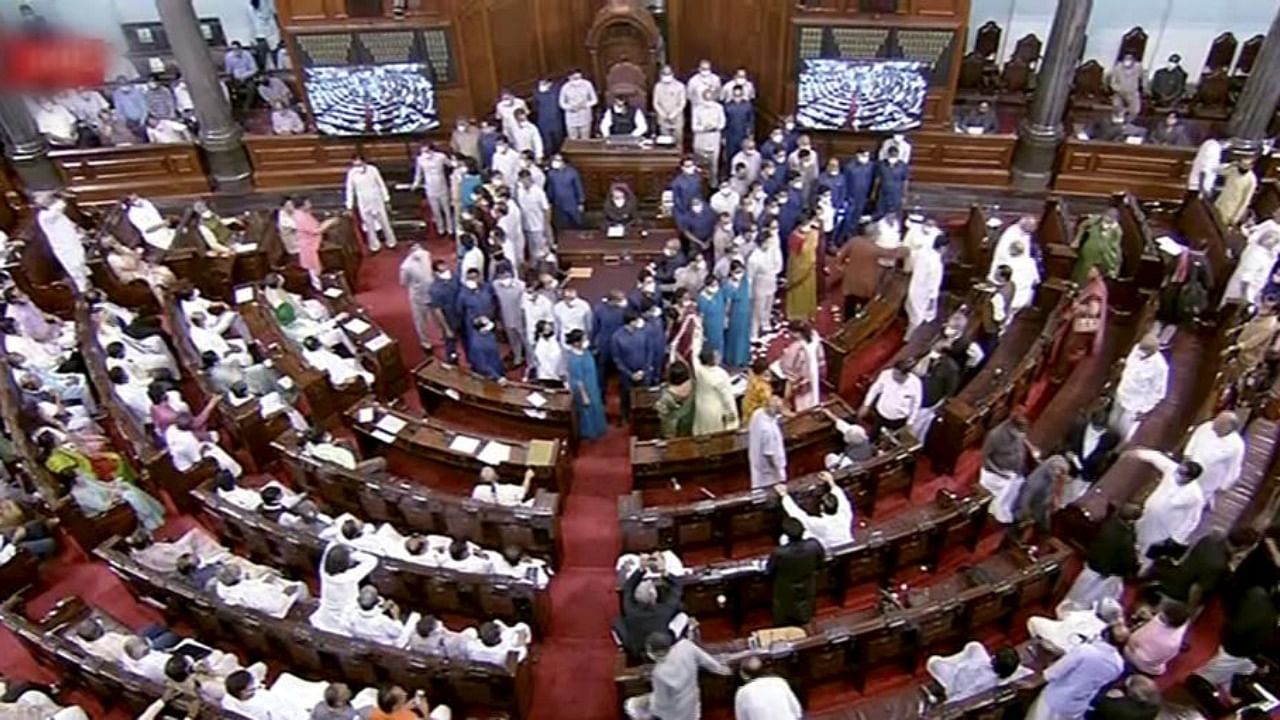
left=1110, top=402, right=1142, bottom=441
left=1060, top=567, right=1123, bottom=612
left=355, top=200, right=396, bottom=251
left=978, top=467, right=1023, bottom=524
left=751, top=288, right=776, bottom=339
left=911, top=403, right=939, bottom=443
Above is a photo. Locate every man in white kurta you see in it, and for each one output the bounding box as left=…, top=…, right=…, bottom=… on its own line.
left=1131, top=448, right=1205, bottom=562
left=36, top=195, right=91, bottom=291
left=1183, top=412, right=1245, bottom=505
left=310, top=542, right=380, bottom=633
left=988, top=216, right=1036, bottom=283
left=733, top=657, right=803, bottom=720
left=1187, top=137, right=1223, bottom=194
left=1112, top=336, right=1169, bottom=440
left=777, top=472, right=853, bottom=549
left=411, top=145, right=454, bottom=237
left=509, top=109, right=544, bottom=161
left=690, top=339, right=739, bottom=436
left=747, top=231, right=783, bottom=339
left=491, top=138, right=522, bottom=185
left=926, top=642, right=1030, bottom=705
left=748, top=397, right=788, bottom=489
left=125, top=195, right=175, bottom=251
left=652, top=66, right=687, bottom=142
left=165, top=421, right=244, bottom=477
left=1221, top=230, right=1279, bottom=307
left=625, top=635, right=730, bottom=720
left=558, top=71, right=598, bottom=140
left=345, top=159, right=396, bottom=252
left=1004, top=241, right=1041, bottom=315
left=517, top=174, right=552, bottom=261
left=302, top=337, right=374, bottom=387
left=399, top=243, right=435, bottom=350
left=685, top=60, right=722, bottom=108
left=906, top=234, right=945, bottom=336
left=495, top=90, right=529, bottom=143
left=213, top=564, right=303, bottom=619
left=691, top=93, right=726, bottom=186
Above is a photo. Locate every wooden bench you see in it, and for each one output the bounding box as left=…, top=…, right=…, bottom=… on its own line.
left=95, top=539, right=534, bottom=718
left=313, top=272, right=408, bottom=400
left=414, top=357, right=577, bottom=443
left=823, top=269, right=908, bottom=390
left=346, top=398, right=571, bottom=496
left=275, top=430, right=562, bottom=561
left=556, top=228, right=679, bottom=265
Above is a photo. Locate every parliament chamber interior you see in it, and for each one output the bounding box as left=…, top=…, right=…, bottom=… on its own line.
left=3, top=0, right=1280, bottom=718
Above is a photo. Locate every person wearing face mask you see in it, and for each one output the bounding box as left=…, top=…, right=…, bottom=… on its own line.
left=426, top=261, right=462, bottom=363
left=546, top=154, right=585, bottom=230
left=559, top=70, right=598, bottom=141
left=468, top=316, right=506, bottom=380
left=691, top=89, right=726, bottom=186
left=747, top=222, right=784, bottom=340
left=600, top=95, right=648, bottom=138
left=490, top=261, right=527, bottom=367
left=515, top=169, right=552, bottom=261
left=520, top=279, right=556, bottom=350
left=345, top=157, right=396, bottom=252
left=643, top=300, right=669, bottom=385
left=450, top=117, right=481, bottom=166
left=816, top=158, right=847, bottom=242
left=1072, top=209, right=1123, bottom=284
left=604, top=182, right=639, bottom=229
left=676, top=197, right=717, bottom=259
left=476, top=119, right=500, bottom=170
left=710, top=213, right=736, bottom=264
left=685, top=59, right=722, bottom=108
left=493, top=202, right=525, bottom=270
left=627, top=271, right=661, bottom=314
left=721, top=260, right=752, bottom=368
left=655, top=238, right=688, bottom=295
left=490, top=136, right=521, bottom=185
left=411, top=143, right=455, bottom=238
left=759, top=127, right=789, bottom=166
left=695, top=277, right=727, bottom=359
left=456, top=267, right=496, bottom=361
left=723, top=84, right=754, bottom=165
left=142, top=76, right=177, bottom=121
left=786, top=214, right=821, bottom=321
left=553, top=286, right=593, bottom=345
left=509, top=108, right=544, bottom=161
left=716, top=231, right=751, bottom=280
left=879, top=132, right=911, bottom=164
left=1149, top=54, right=1187, bottom=108
left=1108, top=52, right=1145, bottom=118
left=652, top=65, right=688, bottom=143
left=527, top=319, right=565, bottom=387
left=778, top=182, right=805, bottom=261
left=593, top=289, right=629, bottom=389
left=758, top=159, right=785, bottom=197
left=398, top=242, right=436, bottom=353
left=669, top=157, right=705, bottom=215
left=495, top=89, right=529, bottom=144
left=874, top=146, right=909, bottom=219
left=565, top=328, right=606, bottom=439
left=612, top=310, right=653, bottom=422
left=532, top=77, right=565, bottom=154
left=732, top=139, right=763, bottom=189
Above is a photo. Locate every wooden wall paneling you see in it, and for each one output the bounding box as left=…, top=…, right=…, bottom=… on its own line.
left=1052, top=139, right=1195, bottom=201
left=278, top=0, right=333, bottom=22
left=759, top=0, right=793, bottom=123
left=536, top=0, right=594, bottom=79
left=245, top=135, right=416, bottom=191
left=819, top=129, right=1012, bottom=188
left=455, top=0, right=500, bottom=116
left=49, top=146, right=211, bottom=205
left=909, top=0, right=965, bottom=18
left=487, top=0, right=544, bottom=95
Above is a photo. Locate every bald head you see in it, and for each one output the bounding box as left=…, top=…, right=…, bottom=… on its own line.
left=1212, top=411, right=1240, bottom=436
left=739, top=656, right=765, bottom=681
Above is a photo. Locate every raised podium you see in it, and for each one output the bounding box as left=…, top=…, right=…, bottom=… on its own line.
left=560, top=139, right=681, bottom=209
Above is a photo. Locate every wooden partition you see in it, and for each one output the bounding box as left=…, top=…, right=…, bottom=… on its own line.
left=1174, top=190, right=1231, bottom=299
left=48, top=145, right=210, bottom=205
left=1053, top=139, right=1196, bottom=201
left=244, top=135, right=415, bottom=191
left=816, top=131, right=1015, bottom=189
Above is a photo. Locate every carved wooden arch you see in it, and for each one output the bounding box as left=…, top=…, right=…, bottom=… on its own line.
left=585, top=0, right=662, bottom=105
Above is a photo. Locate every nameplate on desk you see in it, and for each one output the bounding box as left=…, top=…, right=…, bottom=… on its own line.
left=365, top=334, right=392, bottom=352
left=602, top=255, right=622, bottom=266
left=344, top=318, right=371, bottom=335
left=606, top=225, right=625, bottom=238
left=526, top=439, right=556, bottom=466
left=234, top=242, right=259, bottom=253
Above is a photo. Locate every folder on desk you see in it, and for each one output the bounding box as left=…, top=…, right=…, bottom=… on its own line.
left=606, top=225, right=626, bottom=238
left=527, top=439, right=556, bottom=466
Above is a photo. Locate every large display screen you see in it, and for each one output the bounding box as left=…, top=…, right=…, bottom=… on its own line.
left=796, top=58, right=927, bottom=132
left=304, top=63, right=440, bottom=136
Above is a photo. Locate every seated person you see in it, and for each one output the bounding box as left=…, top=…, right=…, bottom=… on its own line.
left=191, top=199, right=247, bottom=256
left=470, top=466, right=534, bottom=506
left=821, top=409, right=874, bottom=469
left=301, top=427, right=387, bottom=475
left=53, top=464, right=167, bottom=532
left=442, top=538, right=494, bottom=574
left=367, top=685, right=452, bottom=720
left=1088, top=103, right=1142, bottom=143
left=603, top=182, right=638, bottom=229
left=123, top=633, right=262, bottom=700
left=108, top=366, right=154, bottom=422
left=211, top=471, right=295, bottom=511
left=4, top=288, right=72, bottom=346
left=490, top=545, right=553, bottom=587
left=223, top=669, right=334, bottom=720
left=262, top=273, right=332, bottom=323
left=126, top=526, right=230, bottom=573
left=124, top=193, right=177, bottom=251
left=925, top=641, right=1028, bottom=704
left=72, top=618, right=179, bottom=663
left=270, top=101, right=305, bottom=135
left=104, top=335, right=176, bottom=382
left=461, top=619, right=532, bottom=665
left=405, top=615, right=471, bottom=658
left=164, top=412, right=244, bottom=476
left=345, top=586, right=419, bottom=646
left=144, top=116, right=194, bottom=144
left=954, top=100, right=998, bottom=134
left=1027, top=596, right=1124, bottom=654
left=212, top=562, right=306, bottom=619
left=1124, top=599, right=1192, bottom=677
left=187, top=310, right=252, bottom=368
left=775, top=472, right=854, bottom=549
left=0, top=514, right=58, bottom=560
left=32, top=98, right=80, bottom=147
left=301, top=335, right=373, bottom=387
left=614, top=561, right=684, bottom=665
left=0, top=678, right=87, bottom=720
left=599, top=96, right=648, bottom=138
left=1149, top=111, right=1192, bottom=147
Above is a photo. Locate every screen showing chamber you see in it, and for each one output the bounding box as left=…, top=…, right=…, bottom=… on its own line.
left=796, top=58, right=927, bottom=132
left=304, top=63, right=440, bottom=136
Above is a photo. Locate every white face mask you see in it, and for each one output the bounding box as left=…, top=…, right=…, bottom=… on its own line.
left=642, top=282, right=656, bottom=293
left=664, top=248, right=677, bottom=257
left=464, top=280, right=478, bottom=289
left=551, top=161, right=564, bottom=169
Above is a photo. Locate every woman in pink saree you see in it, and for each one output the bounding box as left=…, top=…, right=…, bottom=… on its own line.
left=293, top=198, right=338, bottom=283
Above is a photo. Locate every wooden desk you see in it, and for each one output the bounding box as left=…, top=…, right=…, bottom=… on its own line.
left=275, top=431, right=562, bottom=561
left=49, top=144, right=210, bottom=205
left=346, top=398, right=571, bottom=495
left=823, top=270, right=908, bottom=389
left=560, top=139, right=681, bottom=207
left=619, top=429, right=920, bottom=555
left=316, top=273, right=409, bottom=400
left=414, top=357, right=577, bottom=443
left=556, top=228, right=679, bottom=266
left=629, top=398, right=855, bottom=487
left=1052, top=139, right=1196, bottom=201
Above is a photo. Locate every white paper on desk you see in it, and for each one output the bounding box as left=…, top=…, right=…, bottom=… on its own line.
left=365, top=334, right=392, bottom=351
left=323, top=287, right=344, bottom=299
left=655, top=134, right=675, bottom=146
left=523, top=409, right=548, bottom=419
left=356, top=407, right=376, bottom=424
left=234, top=242, right=259, bottom=253
left=375, top=414, right=407, bottom=435
left=444, top=388, right=462, bottom=401
left=526, top=392, right=548, bottom=408
left=606, top=225, right=625, bottom=238
left=1155, top=235, right=1187, bottom=257
left=1124, top=135, right=1144, bottom=145
left=965, top=126, right=983, bottom=135
left=344, top=318, right=371, bottom=335
left=477, top=441, right=512, bottom=466
left=449, top=435, right=481, bottom=455
left=234, top=286, right=254, bottom=304
left=370, top=430, right=397, bottom=444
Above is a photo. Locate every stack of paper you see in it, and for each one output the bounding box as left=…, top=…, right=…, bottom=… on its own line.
left=344, top=318, right=371, bottom=335
left=370, top=430, right=397, bottom=444
left=233, top=286, right=255, bottom=304
left=606, top=225, right=626, bottom=238
left=526, top=392, right=548, bottom=408
left=523, top=409, right=548, bottom=419
left=477, top=442, right=512, bottom=466
left=366, top=335, right=392, bottom=351
left=235, top=242, right=259, bottom=253
left=374, top=414, right=407, bottom=435
left=356, top=407, right=376, bottom=424
left=324, top=287, right=345, bottom=299
left=449, top=435, right=481, bottom=454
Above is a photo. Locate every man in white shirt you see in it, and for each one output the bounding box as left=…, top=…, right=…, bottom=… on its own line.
left=399, top=241, right=435, bottom=350
left=1130, top=448, right=1205, bottom=564
left=491, top=136, right=522, bottom=185
left=346, top=586, right=418, bottom=646
left=748, top=396, right=788, bottom=489
left=720, top=67, right=756, bottom=102
left=1221, top=230, right=1280, bottom=307
left=906, top=232, right=946, bottom=336
left=733, top=656, right=802, bottom=720
left=270, top=102, right=305, bottom=135
left=517, top=171, right=553, bottom=262
left=345, top=157, right=396, bottom=252
left=1183, top=411, right=1245, bottom=505
left=691, top=90, right=726, bottom=186
left=1112, top=334, right=1169, bottom=440
left=686, top=60, right=722, bottom=107
left=558, top=70, right=597, bottom=140
left=188, top=310, right=251, bottom=366
left=495, top=89, right=529, bottom=142
left=775, top=472, right=853, bottom=549
left=443, top=539, right=494, bottom=575
left=552, top=286, right=593, bottom=345
left=599, top=96, right=648, bottom=138
left=164, top=414, right=244, bottom=477
left=652, top=65, right=687, bottom=142
left=107, top=366, right=153, bottom=422
left=407, top=615, right=472, bottom=658
left=509, top=108, right=544, bottom=161
left=861, top=360, right=922, bottom=436
left=988, top=215, right=1038, bottom=283
left=33, top=99, right=79, bottom=146
left=1187, top=137, right=1222, bottom=194
left=36, top=193, right=90, bottom=291
left=926, top=642, right=1028, bottom=705
left=1005, top=240, right=1041, bottom=314
left=72, top=619, right=131, bottom=662
left=213, top=562, right=304, bottom=619
left=411, top=144, right=454, bottom=237
left=471, top=467, right=534, bottom=506
left=302, top=335, right=374, bottom=387
left=145, top=116, right=194, bottom=144
left=311, top=542, right=380, bottom=634
left=462, top=619, right=531, bottom=665
left=125, top=194, right=175, bottom=251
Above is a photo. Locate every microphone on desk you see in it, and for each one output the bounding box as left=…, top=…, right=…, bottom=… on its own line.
left=698, top=487, right=716, bottom=500
left=669, top=477, right=682, bottom=491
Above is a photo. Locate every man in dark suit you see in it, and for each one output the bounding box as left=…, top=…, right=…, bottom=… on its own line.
left=767, top=517, right=825, bottom=626
left=1061, top=503, right=1140, bottom=608
left=1087, top=675, right=1160, bottom=720
left=1063, top=405, right=1122, bottom=484
left=614, top=561, right=684, bottom=664
left=1152, top=528, right=1254, bottom=607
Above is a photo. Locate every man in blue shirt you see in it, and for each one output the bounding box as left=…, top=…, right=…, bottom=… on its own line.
left=427, top=260, right=462, bottom=364
left=477, top=119, right=500, bottom=171
left=842, top=150, right=876, bottom=239
left=723, top=85, right=755, bottom=164
left=676, top=197, right=717, bottom=260
left=111, top=79, right=149, bottom=136
left=532, top=78, right=565, bottom=156
left=467, top=316, right=506, bottom=380
left=592, top=290, right=628, bottom=394
left=546, top=153, right=585, bottom=230
left=455, top=268, right=497, bottom=362
left=612, top=310, right=651, bottom=422
left=223, top=42, right=259, bottom=114
left=669, top=157, right=704, bottom=215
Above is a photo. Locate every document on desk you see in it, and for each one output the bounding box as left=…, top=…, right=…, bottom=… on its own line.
left=526, top=392, right=548, bottom=408
left=365, top=334, right=392, bottom=351
left=371, top=430, right=397, bottom=444
left=234, top=286, right=255, bottom=304
left=356, top=407, right=376, bottom=424
left=344, top=318, right=371, bottom=335
left=606, top=225, right=625, bottom=238
left=523, top=409, right=548, bottom=419
left=444, top=388, right=461, bottom=401
left=235, top=242, right=259, bottom=253
left=449, top=435, right=481, bottom=455
left=324, top=287, right=344, bottom=299
left=374, top=414, right=407, bottom=435
left=477, top=441, right=512, bottom=466
left=527, top=439, right=556, bottom=466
